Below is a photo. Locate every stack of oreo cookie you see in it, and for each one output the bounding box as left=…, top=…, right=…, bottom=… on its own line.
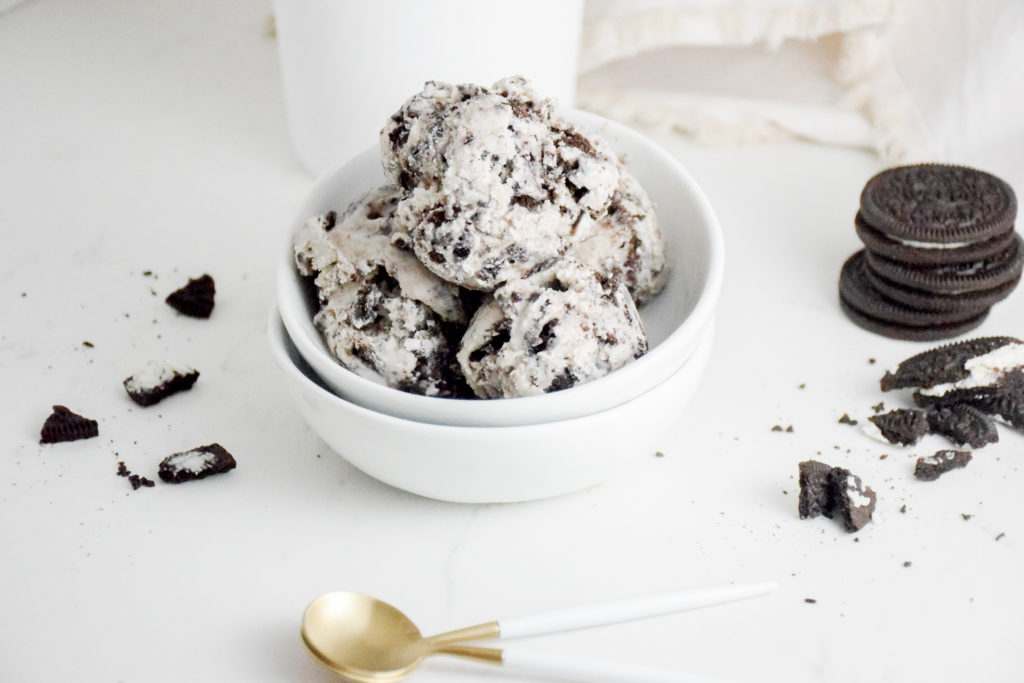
left=840, top=164, right=1020, bottom=340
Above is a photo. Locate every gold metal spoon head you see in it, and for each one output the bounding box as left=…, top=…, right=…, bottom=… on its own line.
left=301, top=591, right=427, bottom=682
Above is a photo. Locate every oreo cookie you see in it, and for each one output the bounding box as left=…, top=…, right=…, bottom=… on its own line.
left=166, top=274, right=215, bottom=318
left=158, top=443, right=236, bottom=483
left=855, top=212, right=1017, bottom=266
left=840, top=164, right=1019, bottom=340
left=863, top=235, right=1023, bottom=296
left=839, top=252, right=988, bottom=341
left=40, top=405, right=99, bottom=444
left=859, top=164, right=1016, bottom=246
left=927, top=404, right=998, bottom=449
left=123, top=361, right=199, bottom=407
left=797, top=460, right=876, bottom=533
left=914, top=450, right=972, bottom=482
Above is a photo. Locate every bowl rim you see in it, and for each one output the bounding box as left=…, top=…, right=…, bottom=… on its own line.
left=276, top=109, right=724, bottom=425
left=269, top=304, right=714, bottom=435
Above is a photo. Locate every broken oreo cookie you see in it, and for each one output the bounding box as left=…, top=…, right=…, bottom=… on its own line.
left=123, top=361, right=199, bottom=406
left=166, top=274, right=215, bottom=318
left=798, top=460, right=876, bottom=533
left=158, top=443, right=236, bottom=483
left=914, top=450, right=972, bottom=481
left=40, top=405, right=99, bottom=444
left=864, top=408, right=929, bottom=446
left=927, top=404, right=998, bottom=449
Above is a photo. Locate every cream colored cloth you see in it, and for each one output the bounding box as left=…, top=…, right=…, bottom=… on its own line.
left=579, top=0, right=1024, bottom=190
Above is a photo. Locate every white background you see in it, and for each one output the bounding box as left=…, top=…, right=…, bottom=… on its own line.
left=1, top=1, right=1022, bottom=682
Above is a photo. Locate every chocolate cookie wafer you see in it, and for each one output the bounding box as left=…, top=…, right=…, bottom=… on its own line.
left=838, top=251, right=988, bottom=341
left=864, top=234, right=1023, bottom=296
left=861, top=263, right=1018, bottom=314
left=859, top=164, right=1016, bottom=246
left=855, top=212, right=1017, bottom=266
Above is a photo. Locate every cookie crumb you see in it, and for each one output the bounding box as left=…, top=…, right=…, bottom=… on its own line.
left=838, top=413, right=858, bottom=425
left=903, top=561, right=912, bottom=568
left=961, top=513, right=973, bottom=521
left=771, top=425, right=783, bottom=432
left=995, top=532, right=1006, bottom=541
left=654, top=451, right=664, bottom=458
left=82, top=341, right=94, bottom=348
left=804, top=598, right=817, bottom=604
left=871, top=401, right=885, bottom=413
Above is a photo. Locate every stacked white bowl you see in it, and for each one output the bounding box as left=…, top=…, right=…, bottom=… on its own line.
left=271, top=111, right=724, bottom=503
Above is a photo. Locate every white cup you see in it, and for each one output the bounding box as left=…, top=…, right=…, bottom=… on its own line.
left=273, top=0, right=586, bottom=177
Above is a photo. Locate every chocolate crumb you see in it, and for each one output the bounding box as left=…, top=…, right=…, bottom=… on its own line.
left=868, top=358, right=876, bottom=364
left=838, top=413, right=858, bottom=425
left=654, top=451, right=664, bottom=458
left=82, top=341, right=94, bottom=348
left=804, top=598, right=817, bottom=604
left=771, top=425, right=783, bottom=432
left=786, top=425, right=794, bottom=432
left=903, top=561, right=912, bottom=568
left=961, top=513, right=973, bottom=521
left=871, top=402, right=885, bottom=413
left=996, top=532, right=1006, bottom=541
left=900, top=504, right=907, bottom=513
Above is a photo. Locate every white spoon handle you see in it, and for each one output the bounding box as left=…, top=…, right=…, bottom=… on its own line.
left=501, top=649, right=728, bottom=683
left=497, top=581, right=776, bottom=640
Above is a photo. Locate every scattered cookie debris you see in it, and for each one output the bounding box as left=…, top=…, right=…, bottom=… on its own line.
left=961, top=513, right=973, bottom=521
left=804, top=598, right=817, bottom=604
left=871, top=401, right=885, bottom=413
left=654, top=451, right=664, bottom=458
left=838, top=413, right=858, bottom=425
left=903, top=561, right=912, bottom=568
left=116, top=461, right=155, bottom=490
left=82, top=341, right=94, bottom=348
left=158, top=443, right=236, bottom=483
left=995, top=532, right=1006, bottom=541
left=123, top=361, right=199, bottom=407
left=798, top=460, right=876, bottom=532
left=914, top=450, right=972, bottom=481
left=165, top=274, right=215, bottom=318
left=771, top=425, right=782, bottom=432
left=40, top=405, right=99, bottom=444
left=900, top=504, right=907, bottom=513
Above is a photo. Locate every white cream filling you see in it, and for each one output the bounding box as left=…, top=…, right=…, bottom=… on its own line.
left=919, top=342, right=1024, bottom=397
left=897, top=237, right=972, bottom=249
left=164, top=449, right=214, bottom=474
left=125, top=361, right=195, bottom=393
left=845, top=480, right=873, bottom=508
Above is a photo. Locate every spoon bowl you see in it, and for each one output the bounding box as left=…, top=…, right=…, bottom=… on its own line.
left=302, top=592, right=428, bottom=681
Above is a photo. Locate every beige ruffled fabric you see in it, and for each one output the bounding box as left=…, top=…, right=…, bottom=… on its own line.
left=578, top=0, right=1024, bottom=190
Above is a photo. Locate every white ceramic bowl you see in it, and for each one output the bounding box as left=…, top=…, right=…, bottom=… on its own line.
left=277, top=110, right=723, bottom=427
left=269, top=306, right=714, bottom=503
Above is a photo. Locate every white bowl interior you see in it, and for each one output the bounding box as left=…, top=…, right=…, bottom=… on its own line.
left=277, top=110, right=723, bottom=427
left=269, top=307, right=715, bottom=503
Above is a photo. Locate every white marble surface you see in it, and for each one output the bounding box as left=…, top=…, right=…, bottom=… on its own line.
left=1, top=1, right=1022, bottom=682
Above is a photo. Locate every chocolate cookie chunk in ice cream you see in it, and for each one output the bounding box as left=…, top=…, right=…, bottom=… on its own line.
left=457, top=258, right=647, bottom=399
left=381, top=77, right=621, bottom=290
left=294, top=185, right=470, bottom=397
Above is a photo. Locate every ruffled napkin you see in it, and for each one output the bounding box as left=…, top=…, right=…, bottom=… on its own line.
left=579, top=0, right=1024, bottom=190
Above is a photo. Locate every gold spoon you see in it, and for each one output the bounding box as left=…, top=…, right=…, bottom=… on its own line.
left=301, top=582, right=776, bottom=682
